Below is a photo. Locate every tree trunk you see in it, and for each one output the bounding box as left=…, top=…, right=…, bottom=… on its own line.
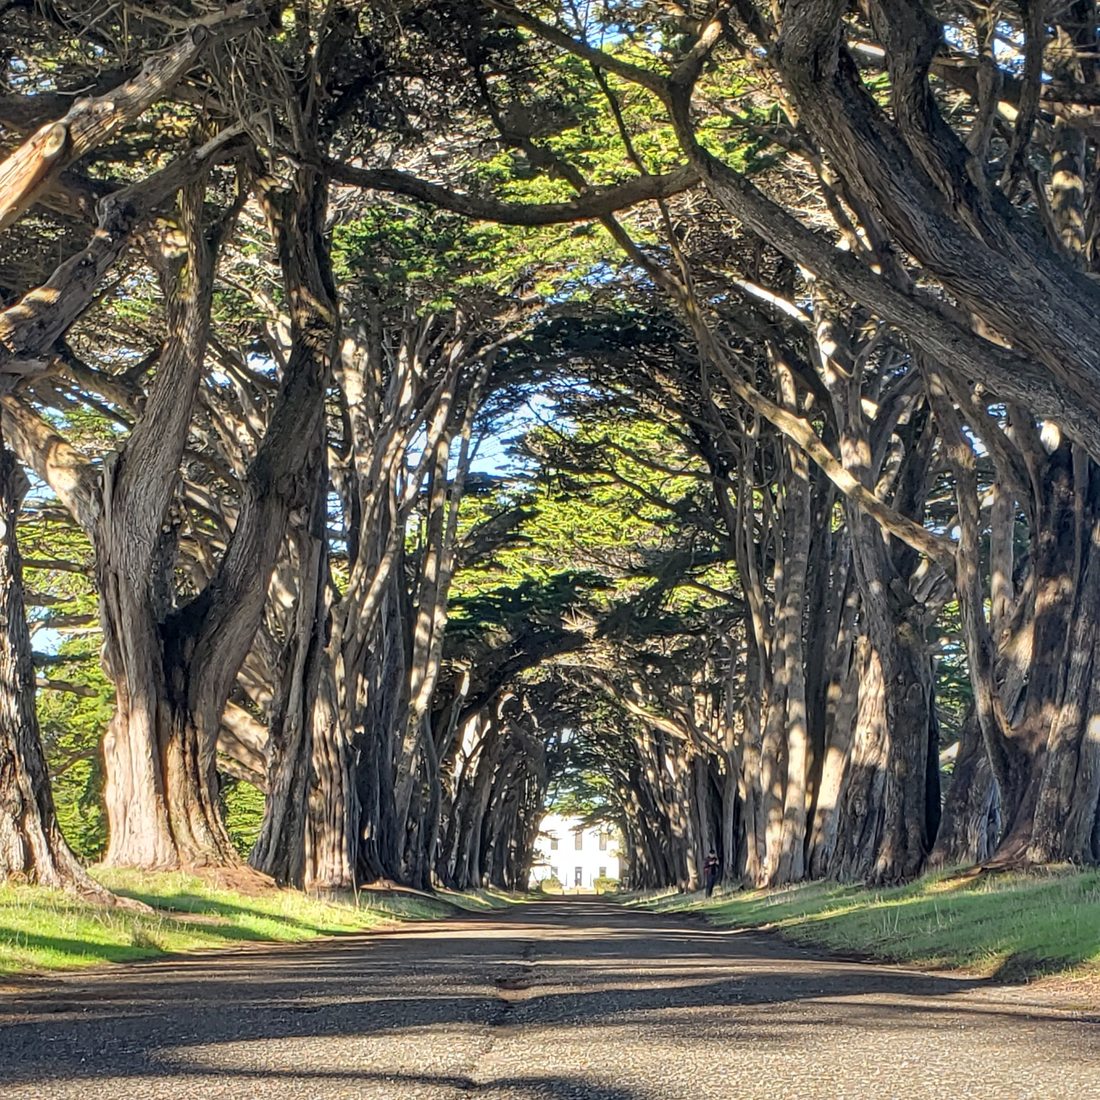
left=830, top=602, right=937, bottom=883
left=988, top=445, right=1100, bottom=863
left=806, top=625, right=862, bottom=877
left=930, top=709, right=999, bottom=868
left=774, top=359, right=812, bottom=885
left=306, top=666, right=359, bottom=891
left=1027, top=462, right=1100, bottom=864
left=737, top=633, right=766, bottom=883
left=92, top=181, right=228, bottom=869
left=719, top=753, right=739, bottom=883
left=355, top=578, right=404, bottom=884
left=101, top=171, right=334, bottom=871
left=250, top=470, right=331, bottom=886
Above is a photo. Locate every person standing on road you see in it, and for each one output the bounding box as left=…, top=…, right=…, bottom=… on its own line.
left=704, top=849, right=720, bottom=897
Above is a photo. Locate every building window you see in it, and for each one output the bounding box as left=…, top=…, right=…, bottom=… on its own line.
left=550, top=867, right=558, bottom=881
left=599, top=866, right=607, bottom=878
left=574, top=866, right=583, bottom=886
left=599, top=833, right=608, bottom=851
left=574, top=829, right=583, bottom=850
left=550, top=836, right=559, bottom=851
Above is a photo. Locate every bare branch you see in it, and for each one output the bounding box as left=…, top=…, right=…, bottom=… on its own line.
left=325, top=161, right=699, bottom=225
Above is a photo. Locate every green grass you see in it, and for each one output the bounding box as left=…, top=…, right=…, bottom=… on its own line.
left=437, top=887, right=526, bottom=911
left=635, top=868, right=1100, bottom=982
left=0, top=869, right=505, bottom=978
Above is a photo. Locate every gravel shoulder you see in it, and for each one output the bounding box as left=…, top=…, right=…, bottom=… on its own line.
left=2, top=899, right=1097, bottom=1099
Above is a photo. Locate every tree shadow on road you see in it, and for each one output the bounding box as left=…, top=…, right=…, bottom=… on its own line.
left=145, top=1066, right=651, bottom=1099
left=2, top=903, right=1097, bottom=1093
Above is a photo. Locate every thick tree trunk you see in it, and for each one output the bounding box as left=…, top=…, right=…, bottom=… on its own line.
left=804, top=475, right=842, bottom=793
left=101, top=660, right=241, bottom=868
left=355, top=581, right=403, bottom=884
left=1026, top=463, right=1100, bottom=864
left=719, top=754, right=739, bottom=883
left=986, top=446, right=1100, bottom=864
left=830, top=642, right=889, bottom=880
left=250, top=457, right=355, bottom=891
left=929, top=360, right=1100, bottom=867
left=806, top=627, right=862, bottom=877
left=306, top=670, right=358, bottom=890
left=456, top=727, right=504, bottom=889
left=92, top=182, right=228, bottom=870
left=99, top=588, right=240, bottom=869
left=737, top=637, right=766, bottom=883
left=774, top=367, right=812, bottom=885
left=482, top=752, right=525, bottom=887
left=930, top=709, right=999, bottom=868
left=101, top=172, right=334, bottom=871
left=757, top=676, right=787, bottom=884
left=831, top=585, right=937, bottom=881
left=815, top=337, right=939, bottom=882
left=440, top=711, right=486, bottom=885
left=415, top=726, right=444, bottom=889
left=667, top=744, right=700, bottom=890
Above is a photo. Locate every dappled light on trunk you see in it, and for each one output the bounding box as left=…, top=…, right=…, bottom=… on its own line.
left=3, top=0, right=1100, bottom=912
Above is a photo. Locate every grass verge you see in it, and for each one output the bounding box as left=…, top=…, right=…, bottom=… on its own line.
left=635, top=868, right=1100, bottom=982
left=0, top=869, right=519, bottom=978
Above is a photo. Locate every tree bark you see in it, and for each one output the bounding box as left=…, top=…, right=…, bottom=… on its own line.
left=100, top=170, right=335, bottom=870
left=930, top=709, right=999, bottom=868
left=773, top=358, right=812, bottom=885
left=0, top=20, right=237, bottom=230
left=250, top=460, right=328, bottom=886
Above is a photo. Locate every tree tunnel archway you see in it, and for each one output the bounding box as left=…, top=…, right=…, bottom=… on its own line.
left=5, top=1, right=1100, bottom=901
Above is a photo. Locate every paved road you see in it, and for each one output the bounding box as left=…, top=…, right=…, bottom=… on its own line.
left=1, top=899, right=1097, bottom=1099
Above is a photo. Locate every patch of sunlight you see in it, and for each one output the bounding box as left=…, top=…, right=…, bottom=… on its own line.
left=0, top=867, right=472, bottom=978
left=638, top=868, right=1100, bottom=983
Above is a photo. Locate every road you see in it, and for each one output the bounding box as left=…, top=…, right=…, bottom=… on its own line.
left=1, top=899, right=1096, bottom=1099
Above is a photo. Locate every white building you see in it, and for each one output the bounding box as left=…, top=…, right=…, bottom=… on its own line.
left=528, top=812, right=621, bottom=891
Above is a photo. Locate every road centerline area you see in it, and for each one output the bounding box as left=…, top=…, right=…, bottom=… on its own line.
left=1, top=900, right=1095, bottom=1100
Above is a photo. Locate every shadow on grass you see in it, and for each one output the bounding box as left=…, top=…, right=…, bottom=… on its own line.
left=0, top=907, right=313, bottom=971
left=0, top=876, right=510, bottom=981
left=356, top=888, right=459, bottom=919
left=0, top=926, right=163, bottom=967
left=685, top=870, right=1100, bottom=979
left=103, top=891, right=347, bottom=936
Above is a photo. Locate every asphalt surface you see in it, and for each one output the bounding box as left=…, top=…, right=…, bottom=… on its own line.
left=1, top=898, right=1097, bottom=1099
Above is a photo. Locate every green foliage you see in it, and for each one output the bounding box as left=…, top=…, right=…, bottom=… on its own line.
left=20, top=492, right=109, bottom=859
left=37, top=657, right=113, bottom=862
left=222, top=779, right=266, bottom=859
left=452, top=413, right=707, bottom=606
left=332, top=201, right=613, bottom=309
left=548, top=771, right=617, bottom=824
left=42, top=401, right=127, bottom=450
left=449, top=399, right=731, bottom=833
left=593, top=875, right=619, bottom=894
left=448, top=571, right=605, bottom=643
left=539, top=875, right=563, bottom=895
left=933, top=599, right=974, bottom=757
left=41, top=728, right=107, bottom=861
